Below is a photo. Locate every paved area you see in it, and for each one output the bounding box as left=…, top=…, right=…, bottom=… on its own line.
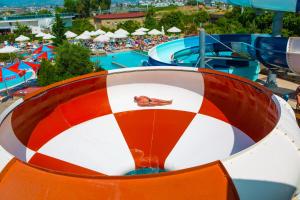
left=0, top=97, right=20, bottom=114
left=258, top=74, right=298, bottom=110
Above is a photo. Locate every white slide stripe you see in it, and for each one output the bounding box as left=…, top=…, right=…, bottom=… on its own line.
left=165, top=114, right=254, bottom=171
left=223, top=128, right=300, bottom=200
left=107, top=70, right=204, bottom=113
left=287, top=37, right=300, bottom=74
left=38, top=114, right=135, bottom=175
left=222, top=95, right=300, bottom=200
left=0, top=145, right=14, bottom=173
left=0, top=113, right=35, bottom=162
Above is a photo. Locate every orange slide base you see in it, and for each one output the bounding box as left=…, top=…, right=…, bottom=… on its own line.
left=0, top=159, right=239, bottom=200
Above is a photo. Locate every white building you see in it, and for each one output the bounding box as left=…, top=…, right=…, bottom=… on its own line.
left=0, top=13, right=74, bottom=33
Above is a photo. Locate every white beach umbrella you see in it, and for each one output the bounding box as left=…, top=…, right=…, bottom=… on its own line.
left=15, top=35, right=30, bottom=42
left=65, top=31, right=77, bottom=39
left=136, top=27, right=149, bottom=32
left=0, top=46, right=19, bottom=53
left=148, top=29, right=162, bottom=36
left=167, top=26, right=182, bottom=33
left=115, top=28, right=129, bottom=36
left=35, top=32, right=46, bottom=37
left=89, top=31, right=99, bottom=37
left=82, top=30, right=91, bottom=35
left=76, top=33, right=91, bottom=40
left=93, top=35, right=110, bottom=42
left=105, top=32, right=115, bottom=38
left=43, top=34, right=56, bottom=40
left=131, top=31, right=146, bottom=36
left=95, top=29, right=106, bottom=35
left=113, top=33, right=128, bottom=39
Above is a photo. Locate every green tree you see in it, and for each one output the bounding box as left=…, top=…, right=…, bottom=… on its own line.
left=69, top=18, right=95, bottom=34
left=159, top=11, right=185, bottom=30
left=55, top=42, right=94, bottom=80
left=283, top=13, right=300, bottom=36
left=186, top=0, right=197, bottom=6
left=144, top=9, right=158, bottom=29
left=52, top=14, right=66, bottom=45
left=0, top=34, right=16, bottom=43
left=185, top=24, right=198, bottom=35
left=37, top=9, right=52, bottom=15
left=238, top=8, right=256, bottom=26
left=254, top=12, right=273, bottom=33
left=64, top=0, right=78, bottom=12
left=38, top=42, right=96, bottom=86
left=14, top=22, right=31, bottom=36
left=97, top=0, right=111, bottom=10
left=192, top=10, right=210, bottom=24
left=117, top=20, right=140, bottom=33
left=77, top=0, right=92, bottom=17
left=37, top=59, right=60, bottom=86
left=64, top=0, right=111, bottom=17
left=55, top=6, right=66, bottom=14
left=224, top=7, right=242, bottom=19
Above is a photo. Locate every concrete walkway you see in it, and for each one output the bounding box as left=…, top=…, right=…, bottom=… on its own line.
left=258, top=74, right=298, bottom=109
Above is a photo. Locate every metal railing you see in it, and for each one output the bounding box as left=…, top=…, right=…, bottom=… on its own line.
left=0, top=13, right=75, bottom=21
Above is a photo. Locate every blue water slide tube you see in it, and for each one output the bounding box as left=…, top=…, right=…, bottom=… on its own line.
left=148, top=34, right=300, bottom=74
left=148, top=34, right=263, bottom=80
left=226, top=0, right=300, bottom=13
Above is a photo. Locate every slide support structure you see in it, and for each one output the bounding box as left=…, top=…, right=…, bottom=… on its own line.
left=272, top=11, right=284, bottom=37
left=199, top=28, right=206, bottom=68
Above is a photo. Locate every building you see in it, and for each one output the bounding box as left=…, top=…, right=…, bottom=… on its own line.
left=0, top=13, right=74, bottom=34
left=94, top=12, right=145, bottom=29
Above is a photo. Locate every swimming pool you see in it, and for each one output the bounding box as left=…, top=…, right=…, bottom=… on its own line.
left=91, top=51, right=149, bottom=70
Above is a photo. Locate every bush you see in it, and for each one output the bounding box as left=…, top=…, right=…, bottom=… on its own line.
left=0, top=53, right=23, bottom=62
left=69, top=18, right=95, bottom=34
left=37, top=42, right=95, bottom=86
left=55, top=42, right=95, bottom=80
left=159, top=11, right=185, bottom=30
left=117, top=20, right=140, bottom=33
left=37, top=59, right=60, bottom=86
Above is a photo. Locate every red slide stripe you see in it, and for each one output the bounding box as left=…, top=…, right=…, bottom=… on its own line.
left=115, top=110, right=196, bottom=169
left=29, top=153, right=103, bottom=176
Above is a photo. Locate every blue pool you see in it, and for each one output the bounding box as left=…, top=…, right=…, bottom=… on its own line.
left=91, top=51, right=149, bottom=70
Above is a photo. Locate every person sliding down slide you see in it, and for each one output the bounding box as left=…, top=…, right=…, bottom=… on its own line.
left=134, top=96, right=173, bottom=107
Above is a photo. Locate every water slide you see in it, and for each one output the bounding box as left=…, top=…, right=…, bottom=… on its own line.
left=226, top=0, right=300, bottom=13
left=148, top=0, right=300, bottom=78
left=0, top=67, right=299, bottom=199
left=149, top=34, right=300, bottom=79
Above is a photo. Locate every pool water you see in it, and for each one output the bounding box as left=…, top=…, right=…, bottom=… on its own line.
left=125, top=168, right=167, bottom=176
left=91, top=51, right=149, bottom=70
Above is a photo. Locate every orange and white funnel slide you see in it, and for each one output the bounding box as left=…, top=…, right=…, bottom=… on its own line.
left=0, top=67, right=299, bottom=200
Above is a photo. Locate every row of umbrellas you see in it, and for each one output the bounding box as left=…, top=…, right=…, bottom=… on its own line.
left=12, top=26, right=181, bottom=43
left=0, top=45, right=51, bottom=91
left=67, top=26, right=182, bottom=41
left=32, top=45, right=55, bottom=61
left=0, top=46, right=19, bottom=53
left=0, top=61, right=40, bottom=89
left=14, top=33, right=56, bottom=42
left=0, top=45, right=53, bottom=90
left=0, top=44, right=54, bottom=61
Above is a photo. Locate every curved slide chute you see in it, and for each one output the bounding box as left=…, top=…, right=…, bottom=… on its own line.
left=226, top=0, right=300, bottom=13
left=148, top=35, right=300, bottom=76
left=0, top=67, right=299, bottom=199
